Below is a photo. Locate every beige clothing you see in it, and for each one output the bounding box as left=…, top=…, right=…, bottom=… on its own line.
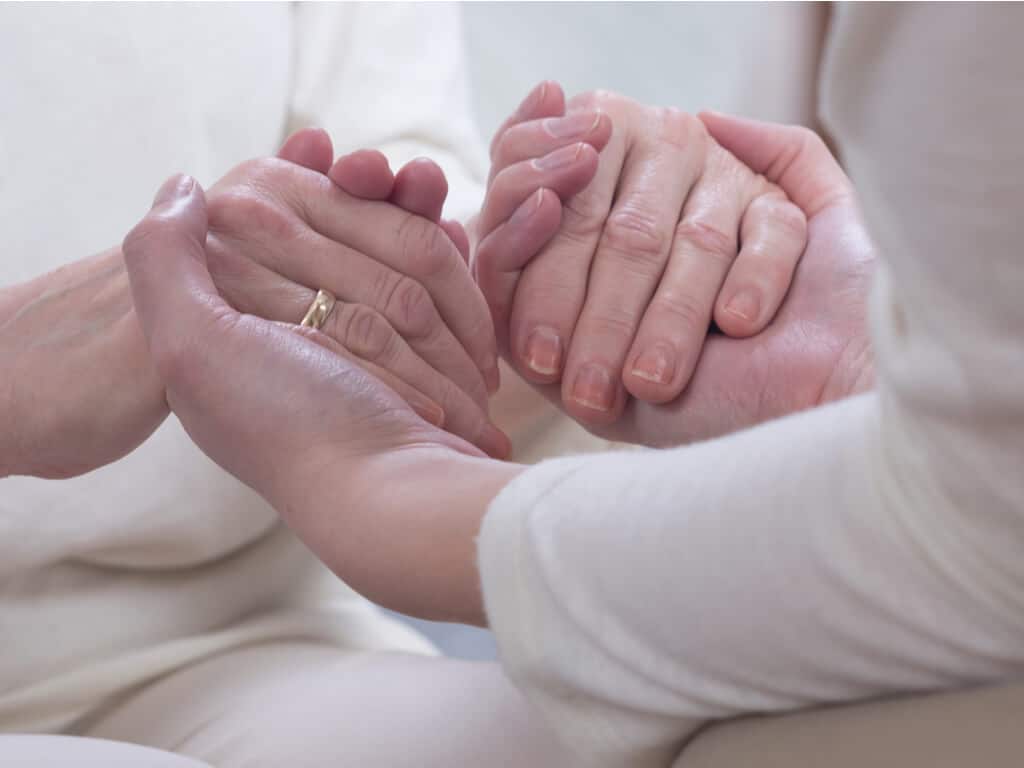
left=479, top=4, right=1024, bottom=766
left=0, top=1, right=488, bottom=733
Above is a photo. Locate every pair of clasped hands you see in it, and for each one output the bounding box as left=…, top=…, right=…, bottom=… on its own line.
left=4, top=82, right=874, bottom=618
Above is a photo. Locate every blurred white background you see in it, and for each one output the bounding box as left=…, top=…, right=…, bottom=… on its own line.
left=400, top=0, right=828, bottom=660
left=464, top=2, right=825, bottom=138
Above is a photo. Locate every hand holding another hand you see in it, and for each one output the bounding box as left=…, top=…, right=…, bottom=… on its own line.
left=0, top=130, right=507, bottom=480
left=123, top=175, right=510, bottom=623
left=476, top=82, right=873, bottom=446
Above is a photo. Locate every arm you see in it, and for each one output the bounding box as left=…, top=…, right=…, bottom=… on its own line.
left=476, top=78, right=1024, bottom=766
left=474, top=85, right=821, bottom=438
left=124, top=14, right=1024, bottom=764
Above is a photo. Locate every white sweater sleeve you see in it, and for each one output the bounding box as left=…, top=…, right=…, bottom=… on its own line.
left=478, top=6, right=1024, bottom=767
left=287, top=1, right=487, bottom=222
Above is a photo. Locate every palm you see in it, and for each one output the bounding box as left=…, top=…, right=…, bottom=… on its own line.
left=597, top=204, right=875, bottom=446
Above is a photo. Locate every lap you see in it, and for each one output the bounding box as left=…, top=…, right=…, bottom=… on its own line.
left=83, top=641, right=583, bottom=767
left=676, top=682, right=1024, bottom=767
left=0, top=735, right=209, bottom=767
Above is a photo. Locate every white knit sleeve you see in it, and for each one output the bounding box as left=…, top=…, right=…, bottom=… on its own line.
left=478, top=6, right=1024, bottom=766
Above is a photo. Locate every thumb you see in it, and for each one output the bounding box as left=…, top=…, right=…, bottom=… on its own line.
left=698, top=111, right=855, bottom=217
left=122, top=174, right=226, bottom=370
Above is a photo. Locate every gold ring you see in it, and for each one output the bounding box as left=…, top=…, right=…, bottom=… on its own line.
left=299, top=289, right=337, bottom=330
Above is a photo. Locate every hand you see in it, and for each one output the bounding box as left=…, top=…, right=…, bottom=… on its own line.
left=1, top=130, right=506, bottom=480
left=123, top=175, right=515, bottom=624
left=606, top=113, right=875, bottom=446
left=204, top=133, right=507, bottom=456
left=477, top=83, right=809, bottom=429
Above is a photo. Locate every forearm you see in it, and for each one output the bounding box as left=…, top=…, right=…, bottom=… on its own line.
left=0, top=246, right=163, bottom=480
left=282, top=446, right=523, bottom=625
left=478, top=386, right=1024, bottom=766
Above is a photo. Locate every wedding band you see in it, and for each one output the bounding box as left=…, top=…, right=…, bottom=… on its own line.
left=299, top=289, right=337, bottom=330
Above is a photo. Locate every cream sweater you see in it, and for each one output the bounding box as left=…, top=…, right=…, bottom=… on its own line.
left=0, top=2, right=487, bottom=733
left=479, top=5, right=1024, bottom=766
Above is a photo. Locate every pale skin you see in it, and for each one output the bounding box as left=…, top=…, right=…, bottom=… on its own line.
left=120, top=113, right=875, bottom=628
left=474, top=83, right=874, bottom=445
left=0, top=81, right=854, bottom=481
left=0, top=130, right=509, bottom=480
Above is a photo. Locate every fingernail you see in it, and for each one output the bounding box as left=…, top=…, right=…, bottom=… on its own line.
left=571, top=363, right=614, bottom=412
left=532, top=143, right=585, bottom=171
left=542, top=111, right=602, bottom=139
left=482, top=423, right=513, bottom=460
left=411, top=396, right=446, bottom=428
left=631, top=343, right=675, bottom=385
left=153, top=174, right=194, bottom=208
left=524, top=326, right=562, bottom=376
left=724, top=290, right=761, bottom=322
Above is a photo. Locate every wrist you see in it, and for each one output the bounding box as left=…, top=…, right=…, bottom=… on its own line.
left=281, top=442, right=524, bottom=626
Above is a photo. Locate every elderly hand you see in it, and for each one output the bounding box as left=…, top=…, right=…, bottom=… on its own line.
left=0, top=130, right=506, bottom=480
left=204, top=132, right=506, bottom=456
left=476, top=83, right=809, bottom=431
left=123, top=175, right=516, bottom=623
left=609, top=112, right=874, bottom=446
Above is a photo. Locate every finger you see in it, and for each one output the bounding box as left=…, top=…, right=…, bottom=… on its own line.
left=323, top=305, right=509, bottom=458
left=441, top=219, right=470, bottom=264
left=490, top=111, right=613, bottom=179
left=714, top=192, right=808, bottom=337
left=622, top=153, right=748, bottom=404
left=307, top=306, right=509, bottom=458
left=327, top=149, right=395, bottom=200
left=475, top=188, right=563, bottom=354
left=507, top=121, right=628, bottom=384
left=489, top=80, right=566, bottom=162
left=277, top=128, right=334, bottom=174
left=212, top=253, right=508, bottom=456
left=390, top=157, right=448, bottom=222
left=122, top=175, right=225, bottom=373
left=207, top=225, right=491, bottom=408
left=292, top=176, right=500, bottom=393
left=478, top=142, right=601, bottom=237
left=285, top=322, right=446, bottom=429
left=560, top=111, right=707, bottom=422
left=698, top=111, right=854, bottom=216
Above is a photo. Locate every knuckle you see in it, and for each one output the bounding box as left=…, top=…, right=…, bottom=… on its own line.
left=243, top=156, right=292, bottom=187
left=760, top=197, right=808, bottom=241
left=561, top=189, right=608, bottom=239
left=384, top=274, right=437, bottom=339
left=649, top=290, right=711, bottom=335
left=207, top=188, right=296, bottom=241
left=341, top=304, right=396, bottom=363
left=675, top=218, right=737, bottom=268
left=398, top=216, right=457, bottom=281
left=793, top=125, right=825, bottom=153
left=654, top=107, right=702, bottom=151
left=604, top=208, right=669, bottom=265
left=434, top=377, right=468, bottom=421
left=570, top=89, right=617, bottom=111
left=589, top=306, right=641, bottom=343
